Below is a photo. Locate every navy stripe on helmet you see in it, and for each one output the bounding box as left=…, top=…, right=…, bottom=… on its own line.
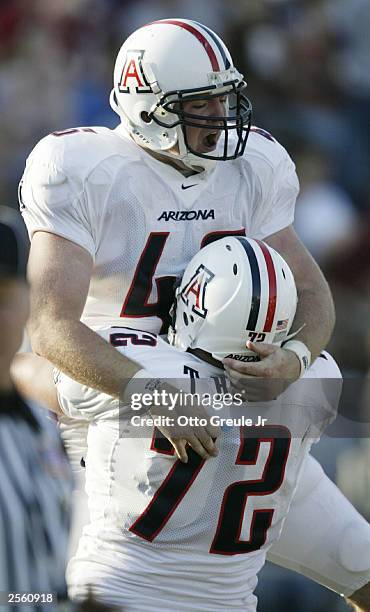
left=236, top=238, right=261, bottom=331
left=193, top=21, right=231, bottom=70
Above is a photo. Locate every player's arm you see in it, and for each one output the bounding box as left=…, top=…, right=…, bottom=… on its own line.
left=223, top=136, right=335, bottom=398
left=11, top=353, right=62, bottom=415
left=265, top=224, right=335, bottom=363
left=26, top=233, right=218, bottom=461
left=224, top=225, right=335, bottom=398
left=27, top=231, right=142, bottom=398
left=18, top=134, right=139, bottom=398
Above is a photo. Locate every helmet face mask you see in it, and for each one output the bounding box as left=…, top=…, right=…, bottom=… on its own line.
left=111, top=19, right=253, bottom=169
left=150, top=82, right=252, bottom=161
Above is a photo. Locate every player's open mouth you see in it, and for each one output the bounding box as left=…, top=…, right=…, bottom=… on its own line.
left=200, top=132, right=219, bottom=152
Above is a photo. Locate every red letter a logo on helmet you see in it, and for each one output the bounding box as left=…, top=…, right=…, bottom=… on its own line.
left=181, top=265, right=214, bottom=319
left=118, top=50, right=152, bottom=94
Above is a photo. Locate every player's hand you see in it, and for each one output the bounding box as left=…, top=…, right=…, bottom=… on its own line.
left=149, top=383, right=220, bottom=463
left=223, top=341, right=301, bottom=402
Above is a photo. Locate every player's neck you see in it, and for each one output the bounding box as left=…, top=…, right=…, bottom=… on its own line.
left=141, top=147, right=201, bottom=177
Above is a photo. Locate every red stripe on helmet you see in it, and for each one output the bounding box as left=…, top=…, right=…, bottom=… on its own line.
left=147, top=19, right=220, bottom=72
left=256, top=240, right=277, bottom=332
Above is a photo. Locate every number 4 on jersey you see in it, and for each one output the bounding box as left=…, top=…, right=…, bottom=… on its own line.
left=120, top=232, right=175, bottom=333
left=120, top=229, right=246, bottom=333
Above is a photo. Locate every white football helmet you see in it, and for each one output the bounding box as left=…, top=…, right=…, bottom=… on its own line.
left=110, top=19, right=252, bottom=171
left=169, top=237, right=297, bottom=361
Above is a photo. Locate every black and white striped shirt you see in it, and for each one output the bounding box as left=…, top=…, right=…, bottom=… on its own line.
left=0, top=390, right=72, bottom=611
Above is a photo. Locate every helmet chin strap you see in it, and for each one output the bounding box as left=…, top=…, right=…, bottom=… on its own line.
left=177, top=153, right=217, bottom=174
left=156, top=147, right=217, bottom=174
left=156, top=126, right=217, bottom=173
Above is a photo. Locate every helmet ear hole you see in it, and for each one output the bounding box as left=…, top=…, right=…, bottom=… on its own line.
left=183, top=312, right=189, bottom=326
left=140, top=111, right=152, bottom=124
left=233, top=263, right=238, bottom=275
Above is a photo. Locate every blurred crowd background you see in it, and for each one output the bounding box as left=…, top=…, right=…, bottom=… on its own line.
left=0, top=1, right=369, bottom=610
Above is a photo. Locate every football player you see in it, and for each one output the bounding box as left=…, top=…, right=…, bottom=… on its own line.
left=12, top=237, right=369, bottom=610
left=19, top=19, right=335, bottom=462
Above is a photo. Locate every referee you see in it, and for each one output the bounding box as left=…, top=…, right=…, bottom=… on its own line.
left=0, top=207, right=72, bottom=611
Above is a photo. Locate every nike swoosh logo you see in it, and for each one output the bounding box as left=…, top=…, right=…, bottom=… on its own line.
left=181, top=184, right=197, bottom=190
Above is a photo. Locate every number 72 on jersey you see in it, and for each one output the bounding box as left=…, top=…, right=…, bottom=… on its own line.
left=130, top=421, right=291, bottom=555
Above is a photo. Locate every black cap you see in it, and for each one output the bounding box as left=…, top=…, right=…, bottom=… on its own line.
left=0, top=206, right=28, bottom=280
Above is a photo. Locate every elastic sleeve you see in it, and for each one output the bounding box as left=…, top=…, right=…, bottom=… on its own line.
left=250, top=151, right=299, bottom=240
left=19, top=157, right=96, bottom=258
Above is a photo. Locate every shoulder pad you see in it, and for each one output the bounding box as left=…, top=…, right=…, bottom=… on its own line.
left=244, top=126, right=291, bottom=169
left=26, top=125, right=140, bottom=182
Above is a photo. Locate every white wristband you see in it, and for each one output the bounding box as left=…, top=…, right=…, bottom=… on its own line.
left=282, top=340, right=311, bottom=378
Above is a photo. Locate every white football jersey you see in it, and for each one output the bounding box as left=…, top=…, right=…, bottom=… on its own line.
left=19, top=125, right=298, bottom=333
left=56, top=327, right=339, bottom=610
left=58, top=413, right=370, bottom=604
left=58, top=415, right=89, bottom=560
